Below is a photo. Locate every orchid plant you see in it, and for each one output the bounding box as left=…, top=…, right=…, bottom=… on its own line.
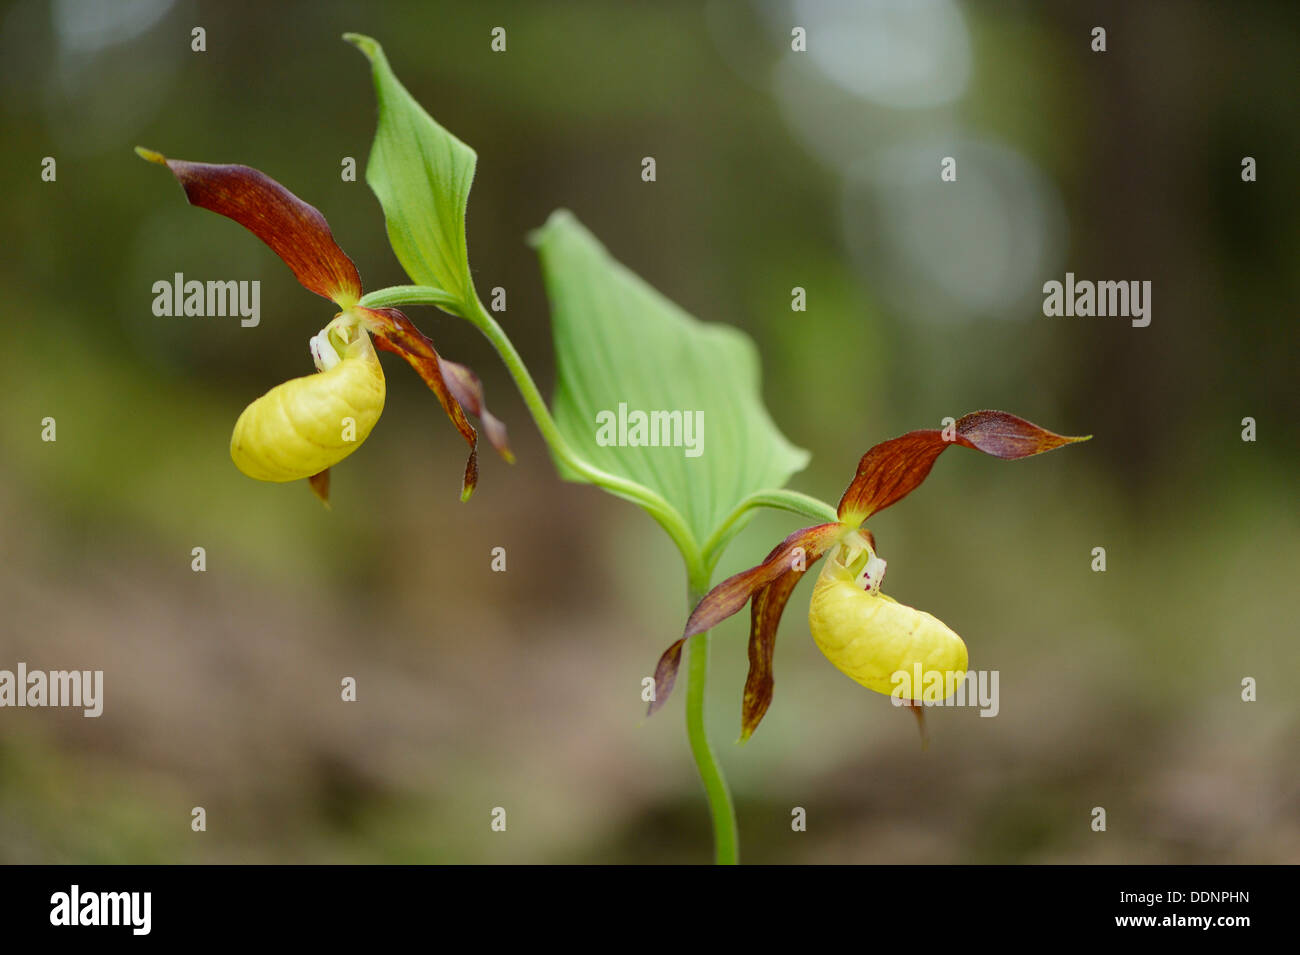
left=133, top=146, right=512, bottom=505
left=138, top=35, right=1088, bottom=864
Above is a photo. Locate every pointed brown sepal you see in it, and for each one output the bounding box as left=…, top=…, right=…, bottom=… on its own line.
left=135, top=147, right=362, bottom=307
left=648, top=522, right=842, bottom=718
left=355, top=306, right=480, bottom=501
left=837, top=410, right=1090, bottom=526
left=308, top=469, right=331, bottom=509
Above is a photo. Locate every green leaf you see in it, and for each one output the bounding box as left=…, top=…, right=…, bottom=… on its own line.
left=345, top=33, right=477, bottom=311
left=532, top=210, right=810, bottom=547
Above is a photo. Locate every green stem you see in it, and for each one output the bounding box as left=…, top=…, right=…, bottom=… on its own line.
left=361, top=283, right=747, bottom=864
left=686, top=571, right=739, bottom=865
left=358, top=283, right=462, bottom=312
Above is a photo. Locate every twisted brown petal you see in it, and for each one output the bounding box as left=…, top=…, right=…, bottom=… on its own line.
left=135, top=148, right=362, bottom=307
left=437, top=357, right=514, bottom=464
left=356, top=306, right=479, bottom=501
left=837, top=410, right=1090, bottom=525
left=648, top=522, right=842, bottom=717
left=740, top=566, right=806, bottom=741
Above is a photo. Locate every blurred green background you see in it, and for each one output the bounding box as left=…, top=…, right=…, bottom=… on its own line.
left=1, top=0, right=1296, bottom=863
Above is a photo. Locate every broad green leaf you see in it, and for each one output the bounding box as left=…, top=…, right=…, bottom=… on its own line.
left=532, top=211, right=809, bottom=546
left=346, top=34, right=477, bottom=310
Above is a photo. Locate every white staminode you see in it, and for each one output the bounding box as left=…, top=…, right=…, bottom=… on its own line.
left=856, top=554, right=887, bottom=595
left=309, top=316, right=357, bottom=372
left=835, top=531, right=888, bottom=595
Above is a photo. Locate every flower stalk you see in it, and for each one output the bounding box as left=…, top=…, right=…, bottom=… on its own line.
left=686, top=577, right=739, bottom=866
left=360, top=281, right=759, bottom=864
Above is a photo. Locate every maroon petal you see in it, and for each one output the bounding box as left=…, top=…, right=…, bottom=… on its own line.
left=837, top=410, right=1090, bottom=526
left=648, top=522, right=842, bottom=717
left=438, top=357, right=514, bottom=464
left=136, top=148, right=362, bottom=307
left=356, top=306, right=481, bottom=501
left=353, top=306, right=480, bottom=501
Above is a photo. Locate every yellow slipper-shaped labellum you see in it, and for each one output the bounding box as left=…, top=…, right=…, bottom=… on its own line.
left=231, top=321, right=385, bottom=482
left=808, top=555, right=968, bottom=701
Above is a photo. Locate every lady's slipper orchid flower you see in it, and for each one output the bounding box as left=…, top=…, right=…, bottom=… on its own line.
left=649, top=411, right=1088, bottom=740
left=135, top=148, right=511, bottom=504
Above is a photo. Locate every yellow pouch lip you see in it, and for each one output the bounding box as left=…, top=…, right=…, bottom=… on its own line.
left=809, top=548, right=969, bottom=700
left=230, top=322, right=385, bottom=483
